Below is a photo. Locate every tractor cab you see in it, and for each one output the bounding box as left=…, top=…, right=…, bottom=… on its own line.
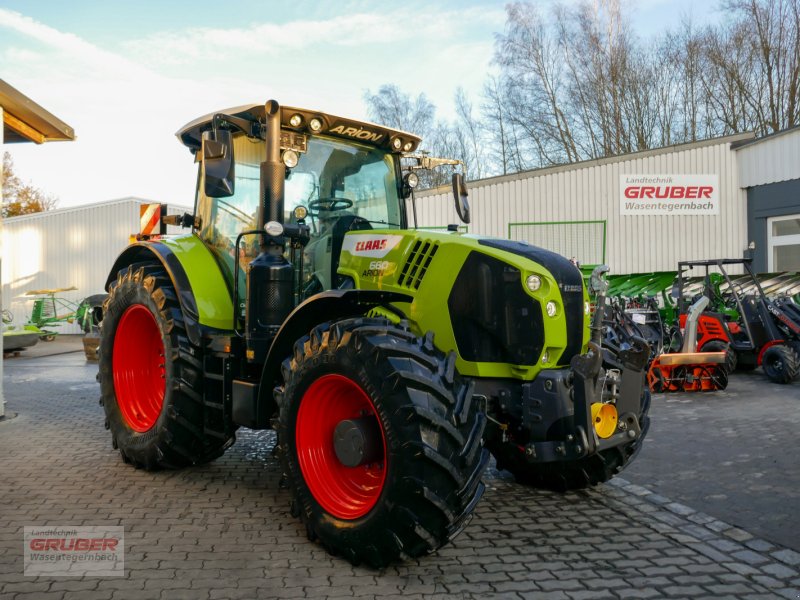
left=176, top=103, right=424, bottom=301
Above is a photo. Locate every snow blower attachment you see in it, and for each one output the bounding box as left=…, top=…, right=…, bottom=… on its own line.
left=647, top=296, right=728, bottom=392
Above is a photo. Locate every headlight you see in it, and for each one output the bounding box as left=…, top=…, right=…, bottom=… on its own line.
left=264, top=221, right=284, bottom=236
left=405, top=172, right=419, bottom=189
left=289, top=114, right=303, bottom=127
left=293, top=206, right=308, bottom=220
left=282, top=149, right=299, bottom=168
left=526, top=275, right=542, bottom=292
left=541, top=351, right=549, bottom=364
left=309, top=117, right=323, bottom=132
left=546, top=301, right=558, bottom=317
left=392, top=137, right=402, bottom=150
left=403, top=141, right=414, bottom=152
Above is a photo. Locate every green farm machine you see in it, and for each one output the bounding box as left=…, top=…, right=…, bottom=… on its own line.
left=22, top=287, right=106, bottom=340
left=99, top=100, right=650, bottom=566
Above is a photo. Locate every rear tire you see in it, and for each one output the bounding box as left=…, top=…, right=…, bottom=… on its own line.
left=99, top=262, right=235, bottom=469
left=276, top=318, right=488, bottom=567
left=762, top=344, right=800, bottom=384
left=701, top=340, right=736, bottom=373
left=489, top=390, right=651, bottom=492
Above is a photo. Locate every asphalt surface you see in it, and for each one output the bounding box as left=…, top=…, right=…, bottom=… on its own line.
left=2, top=334, right=88, bottom=360
left=623, top=370, right=800, bottom=552
left=1, top=342, right=799, bottom=599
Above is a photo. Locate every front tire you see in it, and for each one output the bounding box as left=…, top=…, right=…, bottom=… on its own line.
left=762, top=344, right=800, bottom=384
left=276, top=318, right=488, bottom=567
left=99, top=263, right=235, bottom=469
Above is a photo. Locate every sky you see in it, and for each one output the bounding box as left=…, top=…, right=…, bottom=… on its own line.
left=0, top=0, right=721, bottom=210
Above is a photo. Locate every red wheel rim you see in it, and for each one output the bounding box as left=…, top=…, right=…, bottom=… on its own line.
left=112, top=305, right=166, bottom=433
left=295, top=374, right=387, bottom=520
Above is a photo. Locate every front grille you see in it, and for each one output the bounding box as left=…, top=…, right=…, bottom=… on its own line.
left=397, top=240, right=439, bottom=290
left=478, top=239, right=586, bottom=366
left=448, top=252, right=544, bottom=365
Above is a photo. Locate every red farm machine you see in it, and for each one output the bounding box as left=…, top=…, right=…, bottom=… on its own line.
left=673, top=259, right=800, bottom=384
left=647, top=296, right=728, bottom=392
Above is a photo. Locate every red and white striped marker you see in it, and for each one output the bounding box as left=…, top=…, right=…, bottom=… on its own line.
left=140, top=203, right=162, bottom=236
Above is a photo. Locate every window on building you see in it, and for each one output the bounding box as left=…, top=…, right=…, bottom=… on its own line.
left=767, top=214, right=800, bottom=271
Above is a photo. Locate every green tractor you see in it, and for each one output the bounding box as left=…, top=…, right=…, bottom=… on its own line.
left=98, top=100, right=650, bottom=567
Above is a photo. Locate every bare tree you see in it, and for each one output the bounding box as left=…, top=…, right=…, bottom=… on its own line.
left=365, top=0, right=800, bottom=183
left=481, top=75, right=513, bottom=175
left=493, top=0, right=657, bottom=164
left=454, top=88, right=485, bottom=180
left=495, top=2, right=579, bottom=164
left=659, top=21, right=714, bottom=145
left=363, top=85, right=436, bottom=138
left=699, top=20, right=762, bottom=135
left=722, top=0, right=800, bottom=133
left=364, top=84, right=488, bottom=187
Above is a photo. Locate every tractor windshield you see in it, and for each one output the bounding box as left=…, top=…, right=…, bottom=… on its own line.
left=196, top=132, right=402, bottom=295
left=288, top=135, right=403, bottom=294
left=285, top=135, right=402, bottom=228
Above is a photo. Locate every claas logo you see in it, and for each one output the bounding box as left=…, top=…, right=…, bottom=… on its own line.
left=354, top=239, right=388, bottom=252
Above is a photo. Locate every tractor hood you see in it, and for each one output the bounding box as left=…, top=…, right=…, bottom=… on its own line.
left=176, top=103, right=422, bottom=154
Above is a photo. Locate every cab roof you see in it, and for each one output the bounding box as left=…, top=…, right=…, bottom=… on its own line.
left=176, top=102, right=421, bottom=154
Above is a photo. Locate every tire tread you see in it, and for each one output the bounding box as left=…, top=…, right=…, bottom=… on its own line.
left=277, top=317, right=488, bottom=567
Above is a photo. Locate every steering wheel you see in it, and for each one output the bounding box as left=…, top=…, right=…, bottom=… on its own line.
left=309, top=197, right=354, bottom=216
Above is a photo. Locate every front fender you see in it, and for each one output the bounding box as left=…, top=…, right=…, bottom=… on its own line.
left=105, top=234, right=235, bottom=340
left=255, top=289, right=413, bottom=425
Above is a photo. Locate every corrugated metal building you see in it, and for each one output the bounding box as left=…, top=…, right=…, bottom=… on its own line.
left=3, top=198, right=190, bottom=333
left=1, top=78, right=76, bottom=419
left=411, top=131, right=800, bottom=276
left=735, top=127, right=800, bottom=272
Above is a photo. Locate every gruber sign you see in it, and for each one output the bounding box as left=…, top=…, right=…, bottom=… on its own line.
left=620, top=174, right=719, bottom=216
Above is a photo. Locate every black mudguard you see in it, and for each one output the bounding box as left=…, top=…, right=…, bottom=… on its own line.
left=104, top=243, right=205, bottom=346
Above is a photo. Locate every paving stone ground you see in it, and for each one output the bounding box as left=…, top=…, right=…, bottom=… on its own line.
left=1, top=348, right=799, bottom=599
left=623, top=368, right=800, bottom=552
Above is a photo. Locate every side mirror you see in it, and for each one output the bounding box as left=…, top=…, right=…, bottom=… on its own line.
left=452, top=173, right=470, bottom=224
left=202, top=129, right=235, bottom=198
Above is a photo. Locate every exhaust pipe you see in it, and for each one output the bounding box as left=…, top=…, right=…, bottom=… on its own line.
left=259, top=99, right=285, bottom=247
left=247, top=99, right=294, bottom=361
